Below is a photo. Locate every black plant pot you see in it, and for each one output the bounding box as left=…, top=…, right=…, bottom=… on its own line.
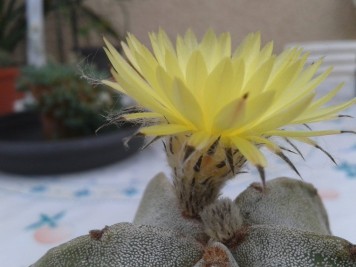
left=0, top=112, right=143, bottom=175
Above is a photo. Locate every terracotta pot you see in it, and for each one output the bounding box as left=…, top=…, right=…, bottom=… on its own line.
left=0, top=67, right=24, bottom=115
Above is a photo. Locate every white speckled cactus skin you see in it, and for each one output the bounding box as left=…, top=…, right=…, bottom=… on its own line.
left=133, top=172, right=207, bottom=242
left=235, top=177, right=331, bottom=235
left=31, top=222, right=204, bottom=267
left=231, top=225, right=356, bottom=267
left=31, top=174, right=356, bottom=267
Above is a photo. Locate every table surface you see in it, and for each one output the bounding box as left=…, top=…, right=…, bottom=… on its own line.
left=1, top=86, right=355, bottom=267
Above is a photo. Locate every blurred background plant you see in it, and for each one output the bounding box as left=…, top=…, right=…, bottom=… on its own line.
left=0, top=0, right=26, bottom=114
left=0, top=0, right=128, bottom=64
left=46, top=0, right=129, bottom=64
left=17, top=63, right=122, bottom=139
left=1, top=0, right=128, bottom=122
left=0, top=50, right=18, bottom=68
left=0, top=0, right=26, bottom=66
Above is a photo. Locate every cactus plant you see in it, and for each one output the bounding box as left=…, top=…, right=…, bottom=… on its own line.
left=31, top=174, right=356, bottom=267
left=31, top=29, right=355, bottom=266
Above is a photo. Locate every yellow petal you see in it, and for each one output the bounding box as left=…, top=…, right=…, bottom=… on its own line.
left=148, top=33, right=164, bottom=66
left=231, top=58, right=246, bottom=95
left=107, top=69, right=170, bottom=117
left=199, top=29, right=217, bottom=68
left=155, top=66, right=191, bottom=124
left=242, top=56, right=275, bottom=96
left=265, top=129, right=341, bottom=137
left=308, top=83, right=344, bottom=109
left=293, top=97, right=356, bottom=124
left=230, top=137, right=267, bottom=167
left=176, top=35, right=191, bottom=70
left=279, top=66, right=332, bottom=106
left=267, top=58, right=305, bottom=99
left=247, top=136, right=281, bottom=153
left=188, top=131, right=215, bottom=150
left=140, top=124, right=190, bottom=136
left=121, top=41, right=139, bottom=70
left=149, top=29, right=175, bottom=66
left=164, top=48, right=184, bottom=79
left=170, top=78, right=205, bottom=129
left=204, top=58, right=235, bottom=114
left=184, top=29, right=198, bottom=50
left=270, top=48, right=302, bottom=80
left=102, top=79, right=126, bottom=94
left=133, top=50, right=159, bottom=88
left=250, top=92, right=315, bottom=133
left=217, top=32, right=231, bottom=59
left=185, top=50, right=208, bottom=94
left=213, top=95, right=247, bottom=133
left=257, top=41, right=274, bottom=66
left=157, top=28, right=175, bottom=54
left=122, top=112, right=164, bottom=121
left=228, top=90, right=276, bottom=135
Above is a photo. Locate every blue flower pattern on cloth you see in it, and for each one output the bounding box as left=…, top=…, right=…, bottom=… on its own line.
left=336, top=162, right=356, bottom=178
left=123, top=186, right=138, bottom=196
left=26, top=211, right=66, bottom=230
left=30, top=185, right=47, bottom=193
left=74, top=189, right=91, bottom=197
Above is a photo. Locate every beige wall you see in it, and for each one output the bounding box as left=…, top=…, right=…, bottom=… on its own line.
left=14, top=0, right=356, bottom=62
left=82, top=0, right=356, bottom=52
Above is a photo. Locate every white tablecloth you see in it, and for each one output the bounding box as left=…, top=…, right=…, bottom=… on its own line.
left=1, top=90, right=355, bottom=267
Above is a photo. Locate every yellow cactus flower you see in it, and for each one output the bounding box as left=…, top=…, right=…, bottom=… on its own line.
left=103, top=29, right=355, bottom=216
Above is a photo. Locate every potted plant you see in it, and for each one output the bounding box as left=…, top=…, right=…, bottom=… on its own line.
left=31, top=30, right=356, bottom=266
left=0, top=63, right=143, bottom=175
left=0, top=0, right=127, bottom=115
left=0, top=1, right=26, bottom=115
left=16, top=63, right=120, bottom=139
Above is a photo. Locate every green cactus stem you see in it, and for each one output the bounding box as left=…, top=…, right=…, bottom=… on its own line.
left=31, top=222, right=204, bottom=267
left=235, top=177, right=331, bottom=235
left=230, top=225, right=356, bottom=267
left=133, top=172, right=208, bottom=242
